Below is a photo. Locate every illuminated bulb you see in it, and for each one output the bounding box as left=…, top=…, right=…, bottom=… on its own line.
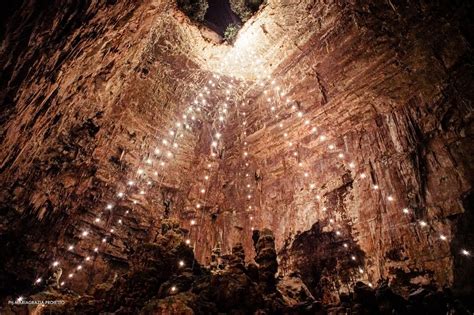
left=311, top=127, right=317, bottom=133
left=349, top=162, right=355, bottom=168
left=173, top=143, right=178, bottom=148
left=211, top=141, right=218, bottom=147
left=110, top=228, right=114, bottom=233
left=160, top=161, right=165, bottom=166
left=167, top=151, right=173, bottom=158
left=127, top=180, right=135, bottom=186
left=94, top=247, right=99, bottom=252
left=77, top=265, right=82, bottom=271
left=304, top=172, right=309, bottom=177
left=359, top=268, right=364, bottom=274
left=190, top=219, right=196, bottom=226
left=35, top=278, right=42, bottom=284
left=360, top=173, right=367, bottom=179
left=171, top=286, right=177, bottom=292
left=372, top=185, right=379, bottom=190
left=247, top=195, right=252, bottom=199
left=316, top=195, right=321, bottom=200
left=117, top=192, right=124, bottom=198
left=461, top=249, right=470, bottom=256
left=137, top=169, right=144, bottom=175
left=279, top=123, right=283, bottom=128
left=419, top=221, right=427, bottom=227
left=293, top=152, right=298, bottom=156
left=147, top=181, right=152, bottom=185
left=125, top=210, right=129, bottom=214
left=329, top=218, right=335, bottom=223
left=291, top=105, right=297, bottom=110
left=133, top=200, right=138, bottom=204
left=289, top=142, right=293, bottom=147
left=250, top=216, right=253, bottom=220
left=154, top=171, right=158, bottom=176
left=215, top=132, right=221, bottom=139
left=146, top=159, right=152, bottom=165
left=185, top=239, right=191, bottom=245
left=244, top=152, right=248, bottom=157
left=81, top=231, right=89, bottom=237
left=106, top=204, right=113, bottom=210
left=176, top=122, right=181, bottom=128
left=336, top=231, right=341, bottom=236
left=284, top=133, right=288, bottom=138
left=118, top=219, right=122, bottom=224
left=68, top=273, right=73, bottom=278
left=247, top=184, right=251, bottom=188
left=139, top=190, right=145, bottom=195
left=95, top=218, right=100, bottom=223
left=162, top=139, right=168, bottom=145
left=440, top=234, right=447, bottom=241
left=304, top=120, right=310, bottom=125
left=343, top=243, right=348, bottom=248
left=200, top=188, right=205, bottom=194
left=310, top=183, right=315, bottom=189
left=322, top=207, right=327, bottom=211
left=17, top=296, right=23, bottom=302
left=52, top=261, right=60, bottom=267
left=320, top=135, right=326, bottom=141
left=60, top=281, right=65, bottom=286
left=68, top=245, right=74, bottom=251
left=169, top=130, right=174, bottom=136
left=219, top=116, right=224, bottom=122
left=338, top=153, right=344, bottom=159
left=271, top=106, right=275, bottom=111
left=204, top=175, right=209, bottom=180
left=387, top=196, right=394, bottom=201
left=351, top=255, right=356, bottom=261
left=179, top=260, right=185, bottom=267
left=85, top=256, right=91, bottom=261
left=328, top=144, right=335, bottom=150
left=297, top=111, right=303, bottom=118
left=402, top=208, right=410, bottom=214
left=196, top=204, right=201, bottom=209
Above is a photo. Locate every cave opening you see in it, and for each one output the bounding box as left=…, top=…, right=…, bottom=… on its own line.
left=0, top=0, right=473, bottom=314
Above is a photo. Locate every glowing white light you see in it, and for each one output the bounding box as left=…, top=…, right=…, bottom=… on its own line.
left=211, top=141, right=218, bottom=147
left=328, top=144, right=335, bottom=150
left=338, top=153, right=344, bottom=159
left=359, top=268, right=364, bottom=274
left=215, top=132, right=222, bottom=139
left=118, top=219, right=122, bottom=224
left=190, top=219, right=196, bottom=226
left=387, top=196, right=394, bottom=201
left=304, top=172, right=309, bottom=177
left=284, top=133, right=288, bottom=138
left=106, top=204, right=113, bottom=210
left=419, top=221, right=427, bottom=227
left=162, top=139, right=168, bottom=145
left=137, top=169, right=144, bottom=175
left=204, top=175, right=209, bottom=180
left=316, top=195, right=321, bottom=200
left=68, top=273, right=73, bottom=278
left=200, top=188, right=205, bottom=194
left=461, top=249, right=470, bottom=256
left=146, top=159, right=152, bottom=165
left=179, top=260, right=185, bottom=267
left=360, top=173, right=367, bottom=179
left=81, top=231, right=89, bottom=237
left=68, top=245, right=74, bottom=251
left=60, top=281, right=65, bottom=286
left=372, top=185, right=379, bottom=190
left=310, top=183, right=315, bottom=189
left=17, top=296, right=24, bottom=302
left=247, top=195, right=252, bottom=199
left=304, top=120, right=310, bottom=125
left=351, top=255, right=356, bottom=261
left=297, top=112, right=303, bottom=118
left=402, top=208, right=410, bottom=214
left=85, top=256, right=91, bottom=261
left=110, top=228, right=114, bottom=233
left=95, top=218, right=101, bottom=223
left=35, top=278, right=42, bottom=283
left=320, top=135, right=326, bottom=141
left=311, top=127, right=317, bottom=133
left=77, top=265, right=83, bottom=271
left=139, top=190, right=145, bottom=195
left=167, top=151, right=173, bottom=158
left=439, top=234, right=447, bottom=241
left=52, top=261, right=60, bottom=267
left=171, top=286, right=177, bottom=292
left=127, top=180, right=135, bottom=186
left=185, top=239, right=191, bottom=245
left=349, top=162, right=355, bottom=168
left=343, top=243, right=348, bottom=248
left=117, top=192, right=124, bottom=198
left=336, top=231, right=341, bottom=236
left=94, top=247, right=99, bottom=252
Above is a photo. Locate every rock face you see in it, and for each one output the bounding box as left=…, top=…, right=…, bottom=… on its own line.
left=0, top=0, right=473, bottom=311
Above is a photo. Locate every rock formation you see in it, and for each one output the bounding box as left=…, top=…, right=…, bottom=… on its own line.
left=0, top=0, right=473, bottom=313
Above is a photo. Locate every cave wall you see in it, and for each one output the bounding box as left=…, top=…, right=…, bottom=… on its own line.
left=0, top=0, right=473, bottom=303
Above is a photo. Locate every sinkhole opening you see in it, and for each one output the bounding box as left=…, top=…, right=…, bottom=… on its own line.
left=177, top=0, right=265, bottom=42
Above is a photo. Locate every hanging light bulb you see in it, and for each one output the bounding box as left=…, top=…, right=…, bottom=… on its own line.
left=402, top=208, right=410, bottom=214
left=52, top=261, right=60, bottom=267
left=461, top=249, right=471, bottom=256
left=178, top=260, right=185, bottom=267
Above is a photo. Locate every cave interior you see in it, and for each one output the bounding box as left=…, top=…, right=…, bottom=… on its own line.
left=0, top=0, right=473, bottom=314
